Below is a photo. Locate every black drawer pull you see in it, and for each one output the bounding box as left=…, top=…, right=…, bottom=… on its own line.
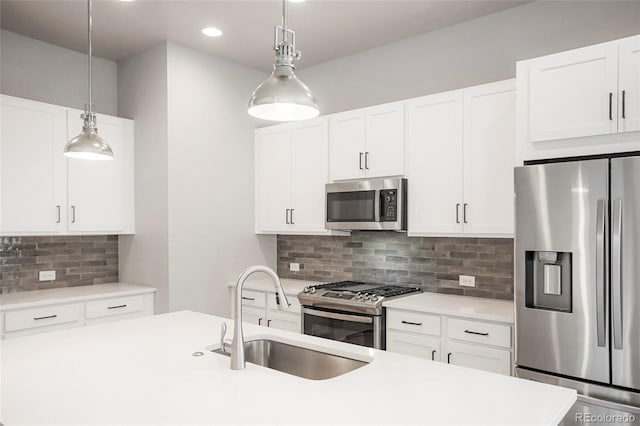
left=464, top=329, right=489, bottom=336
left=34, top=315, right=57, bottom=321
left=447, top=352, right=452, bottom=363
left=241, top=297, right=255, bottom=301
left=107, top=304, right=127, bottom=310
left=401, top=320, right=423, bottom=326
left=431, top=349, right=436, bottom=361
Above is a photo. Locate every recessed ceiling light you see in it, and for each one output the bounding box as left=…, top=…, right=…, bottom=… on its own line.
left=201, top=27, right=223, bottom=37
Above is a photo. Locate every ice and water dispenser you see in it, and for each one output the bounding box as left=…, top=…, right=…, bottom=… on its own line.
left=525, top=251, right=572, bottom=312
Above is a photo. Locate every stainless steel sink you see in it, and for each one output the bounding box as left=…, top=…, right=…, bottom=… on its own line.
left=210, top=339, right=368, bottom=380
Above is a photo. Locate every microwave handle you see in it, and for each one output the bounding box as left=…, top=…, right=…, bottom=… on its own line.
left=374, top=190, right=381, bottom=223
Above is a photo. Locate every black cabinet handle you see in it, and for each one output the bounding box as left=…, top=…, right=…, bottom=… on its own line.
left=401, top=320, right=423, bottom=326
left=56, top=205, right=61, bottom=224
left=241, top=297, right=255, bottom=301
left=609, top=92, right=613, bottom=120
left=34, top=315, right=57, bottom=321
left=431, top=350, right=436, bottom=361
left=447, top=352, right=452, bottom=363
left=285, top=208, right=290, bottom=225
left=365, top=152, right=369, bottom=170
left=290, top=208, right=295, bottom=225
left=107, top=304, right=127, bottom=310
left=359, top=152, right=364, bottom=170
left=258, top=318, right=263, bottom=325
left=464, top=329, right=489, bottom=336
left=267, top=320, right=272, bottom=327
left=463, top=203, right=468, bottom=224
left=456, top=204, right=460, bottom=224
left=622, top=90, right=626, bottom=119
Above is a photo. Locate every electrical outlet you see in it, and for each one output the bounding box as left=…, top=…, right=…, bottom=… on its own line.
left=289, top=263, right=300, bottom=272
left=459, top=275, right=475, bottom=288
left=39, top=270, right=56, bottom=281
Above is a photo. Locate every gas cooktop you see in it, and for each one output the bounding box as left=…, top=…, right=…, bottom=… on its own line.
left=298, top=280, right=422, bottom=315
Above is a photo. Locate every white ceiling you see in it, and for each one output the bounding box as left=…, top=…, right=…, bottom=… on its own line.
left=0, top=0, right=529, bottom=72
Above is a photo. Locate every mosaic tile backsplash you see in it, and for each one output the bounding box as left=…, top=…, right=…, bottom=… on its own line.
left=0, top=236, right=119, bottom=294
left=278, top=232, right=514, bottom=300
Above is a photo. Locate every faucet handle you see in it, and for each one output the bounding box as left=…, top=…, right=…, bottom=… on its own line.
left=220, top=321, right=228, bottom=353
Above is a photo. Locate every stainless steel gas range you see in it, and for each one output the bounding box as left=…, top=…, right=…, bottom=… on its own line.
left=298, top=281, right=422, bottom=349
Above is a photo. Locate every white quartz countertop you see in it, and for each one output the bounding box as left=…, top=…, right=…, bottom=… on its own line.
left=0, top=283, right=156, bottom=311
left=383, top=292, right=515, bottom=323
left=0, top=310, right=574, bottom=425
left=226, top=277, right=319, bottom=295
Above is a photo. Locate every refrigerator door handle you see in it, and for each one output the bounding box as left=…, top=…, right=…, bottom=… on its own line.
left=612, top=199, right=623, bottom=350
left=595, top=199, right=607, bottom=348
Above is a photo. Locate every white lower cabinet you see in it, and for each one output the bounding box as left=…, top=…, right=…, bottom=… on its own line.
left=1, top=290, right=155, bottom=339
left=230, top=287, right=301, bottom=333
left=386, top=307, right=513, bottom=375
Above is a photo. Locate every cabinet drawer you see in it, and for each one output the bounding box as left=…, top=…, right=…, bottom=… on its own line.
left=387, top=330, right=441, bottom=361
left=5, top=303, right=83, bottom=333
left=386, top=309, right=441, bottom=336
left=267, top=292, right=301, bottom=314
left=447, top=318, right=511, bottom=348
left=240, top=290, right=266, bottom=308
left=85, top=295, right=144, bottom=320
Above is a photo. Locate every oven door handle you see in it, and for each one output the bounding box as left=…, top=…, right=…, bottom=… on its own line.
left=302, top=308, right=374, bottom=324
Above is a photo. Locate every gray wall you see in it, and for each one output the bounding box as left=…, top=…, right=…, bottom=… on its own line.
left=298, top=1, right=640, bottom=115
left=166, top=42, right=276, bottom=317
left=118, top=44, right=170, bottom=313
left=0, top=29, right=118, bottom=115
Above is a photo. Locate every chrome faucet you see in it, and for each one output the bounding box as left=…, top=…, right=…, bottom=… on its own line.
left=227, top=265, right=290, bottom=370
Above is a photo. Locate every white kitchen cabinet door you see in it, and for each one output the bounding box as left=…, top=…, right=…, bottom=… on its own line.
left=528, top=41, right=618, bottom=142
left=328, top=110, right=365, bottom=181
left=290, top=118, right=329, bottom=233
left=255, top=125, right=292, bottom=233
left=242, top=306, right=266, bottom=327
left=0, top=95, right=66, bottom=234
left=445, top=340, right=511, bottom=375
left=267, top=310, right=300, bottom=333
left=387, top=330, right=441, bottom=361
left=462, top=80, right=516, bottom=236
left=619, top=35, right=640, bottom=134
left=406, top=90, right=464, bottom=235
left=365, top=102, right=405, bottom=178
left=67, top=111, right=133, bottom=233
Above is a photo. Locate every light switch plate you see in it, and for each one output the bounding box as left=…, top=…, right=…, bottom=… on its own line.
left=459, top=275, right=475, bottom=288
left=39, top=270, right=56, bottom=281
left=289, top=263, right=300, bottom=272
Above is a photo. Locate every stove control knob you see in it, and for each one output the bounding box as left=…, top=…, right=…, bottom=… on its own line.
left=371, top=295, right=379, bottom=302
left=309, top=287, right=316, bottom=294
left=303, top=287, right=310, bottom=293
left=364, top=294, right=371, bottom=300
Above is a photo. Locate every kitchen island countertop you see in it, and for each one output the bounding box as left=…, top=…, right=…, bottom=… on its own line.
left=0, top=310, right=574, bottom=425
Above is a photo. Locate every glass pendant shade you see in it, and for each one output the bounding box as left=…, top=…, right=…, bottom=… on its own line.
left=64, top=122, right=113, bottom=161
left=248, top=64, right=319, bottom=122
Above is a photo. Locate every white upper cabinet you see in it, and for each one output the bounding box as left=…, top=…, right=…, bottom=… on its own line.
left=329, top=102, right=404, bottom=181
left=517, top=34, right=640, bottom=162
left=0, top=95, right=135, bottom=236
left=528, top=41, right=618, bottom=142
left=364, top=102, right=405, bottom=178
left=406, top=90, right=464, bottom=235
left=407, top=80, right=515, bottom=237
left=619, top=35, right=640, bottom=133
left=67, top=111, right=134, bottom=234
left=255, top=118, right=332, bottom=235
left=462, top=80, right=516, bottom=235
left=1, top=96, right=67, bottom=234
left=255, top=124, right=291, bottom=233
left=290, top=119, right=329, bottom=233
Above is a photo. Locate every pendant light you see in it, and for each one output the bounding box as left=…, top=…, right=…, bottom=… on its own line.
left=248, top=0, right=319, bottom=122
left=63, top=0, right=113, bottom=160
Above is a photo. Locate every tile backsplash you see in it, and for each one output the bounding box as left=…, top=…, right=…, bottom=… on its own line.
left=278, top=232, right=513, bottom=300
left=0, top=236, right=119, bottom=294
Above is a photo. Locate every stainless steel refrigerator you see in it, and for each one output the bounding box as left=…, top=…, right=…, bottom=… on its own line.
left=514, top=154, right=640, bottom=422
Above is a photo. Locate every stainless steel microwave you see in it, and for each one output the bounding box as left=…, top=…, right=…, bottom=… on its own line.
left=325, top=178, right=407, bottom=231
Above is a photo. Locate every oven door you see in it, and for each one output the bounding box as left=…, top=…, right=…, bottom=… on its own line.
left=302, top=307, right=383, bottom=349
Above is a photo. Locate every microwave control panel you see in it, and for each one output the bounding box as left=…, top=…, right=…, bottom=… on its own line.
left=380, top=189, right=398, bottom=222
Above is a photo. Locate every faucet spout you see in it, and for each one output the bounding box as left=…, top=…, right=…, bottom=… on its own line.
left=231, top=265, right=289, bottom=370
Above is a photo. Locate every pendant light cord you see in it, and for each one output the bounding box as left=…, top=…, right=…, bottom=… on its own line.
left=87, top=0, right=93, bottom=111
left=282, top=0, right=288, bottom=43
